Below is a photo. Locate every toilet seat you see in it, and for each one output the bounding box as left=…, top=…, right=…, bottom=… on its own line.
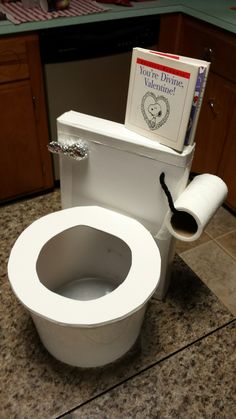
left=8, top=206, right=161, bottom=326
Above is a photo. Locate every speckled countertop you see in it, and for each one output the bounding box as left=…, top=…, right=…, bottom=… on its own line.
left=0, top=0, right=236, bottom=35
left=0, top=190, right=235, bottom=418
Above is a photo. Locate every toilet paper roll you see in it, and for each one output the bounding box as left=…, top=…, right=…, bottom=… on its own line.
left=165, top=174, right=228, bottom=242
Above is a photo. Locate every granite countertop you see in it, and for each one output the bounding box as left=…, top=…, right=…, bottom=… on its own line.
left=0, top=0, right=236, bottom=36
left=0, top=190, right=235, bottom=418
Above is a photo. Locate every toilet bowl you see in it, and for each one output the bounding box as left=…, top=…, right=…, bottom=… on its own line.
left=7, top=111, right=194, bottom=368
left=8, top=111, right=227, bottom=368
left=8, top=206, right=161, bottom=367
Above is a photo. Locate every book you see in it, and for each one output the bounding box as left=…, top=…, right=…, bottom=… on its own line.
left=184, top=62, right=210, bottom=146
left=125, top=48, right=210, bottom=152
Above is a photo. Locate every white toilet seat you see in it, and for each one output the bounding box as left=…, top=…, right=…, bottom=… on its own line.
left=8, top=206, right=161, bottom=326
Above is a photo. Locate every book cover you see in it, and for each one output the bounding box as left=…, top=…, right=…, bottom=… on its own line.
left=184, top=66, right=207, bottom=145
left=184, top=62, right=210, bottom=146
left=125, top=48, right=209, bottom=152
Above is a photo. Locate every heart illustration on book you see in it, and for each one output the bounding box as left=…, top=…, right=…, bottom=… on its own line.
left=141, top=92, right=170, bottom=130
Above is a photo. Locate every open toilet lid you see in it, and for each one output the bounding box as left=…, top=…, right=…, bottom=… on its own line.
left=8, top=206, right=161, bottom=326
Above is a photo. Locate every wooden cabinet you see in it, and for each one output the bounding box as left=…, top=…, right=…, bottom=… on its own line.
left=0, top=34, right=53, bottom=202
left=188, top=73, right=236, bottom=176
left=159, top=14, right=236, bottom=211
left=218, top=97, right=236, bottom=210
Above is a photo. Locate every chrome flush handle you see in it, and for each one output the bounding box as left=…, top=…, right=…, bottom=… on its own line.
left=48, top=140, right=89, bottom=160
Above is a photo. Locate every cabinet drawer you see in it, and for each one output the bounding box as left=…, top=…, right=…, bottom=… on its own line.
left=0, top=37, right=29, bottom=83
left=180, top=17, right=236, bottom=83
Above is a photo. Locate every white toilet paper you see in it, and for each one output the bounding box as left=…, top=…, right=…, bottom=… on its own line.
left=165, top=174, right=228, bottom=242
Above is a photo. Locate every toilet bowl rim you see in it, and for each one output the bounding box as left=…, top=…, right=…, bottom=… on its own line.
left=8, top=205, right=161, bottom=326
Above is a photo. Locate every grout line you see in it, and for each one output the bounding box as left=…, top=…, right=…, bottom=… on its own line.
left=177, top=237, right=213, bottom=257
left=213, top=242, right=236, bottom=262
left=213, top=237, right=236, bottom=262
left=56, top=318, right=236, bottom=419
left=178, top=232, right=236, bottom=262
left=179, top=234, right=235, bottom=262
left=205, top=227, right=236, bottom=241
left=211, top=228, right=236, bottom=241
left=203, top=231, right=212, bottom=239
left=178, top=252, right=236, bottom=317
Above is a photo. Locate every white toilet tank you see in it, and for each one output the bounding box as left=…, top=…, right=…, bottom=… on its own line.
left=57, top=111, right=194, bottom=237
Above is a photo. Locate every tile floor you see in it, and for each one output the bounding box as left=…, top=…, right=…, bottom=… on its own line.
left=176, top=206, right=236, bottom=317
left=1, top=191, right=235, bottom=418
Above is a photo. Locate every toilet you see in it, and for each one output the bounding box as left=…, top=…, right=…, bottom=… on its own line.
left=8, top=111, right=197, bottom=367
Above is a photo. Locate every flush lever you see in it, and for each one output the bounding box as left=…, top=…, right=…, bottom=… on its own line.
left=48, top=140, right=89, bottom=160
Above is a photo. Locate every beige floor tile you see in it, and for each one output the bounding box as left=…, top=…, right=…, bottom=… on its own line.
left=205, top=207, right=236, bottom=239
left=175, top=231, right=211, bottom=255
left=181, top=241, right=236, bottom=316
left=216, top=230, right=236, bottom=260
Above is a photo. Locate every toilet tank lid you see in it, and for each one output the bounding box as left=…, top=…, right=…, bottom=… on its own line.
left=57, top=111, right=194, bottom=168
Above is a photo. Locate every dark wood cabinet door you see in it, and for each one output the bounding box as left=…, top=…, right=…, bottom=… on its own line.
left=192, top=73, right=236, bottom=175
left=0, top=81, right=46, bottom=200
left=218, top=102, right=236, bottom=212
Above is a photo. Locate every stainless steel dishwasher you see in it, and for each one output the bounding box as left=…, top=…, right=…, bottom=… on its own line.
left=40, top=15, right=160, bottom=178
